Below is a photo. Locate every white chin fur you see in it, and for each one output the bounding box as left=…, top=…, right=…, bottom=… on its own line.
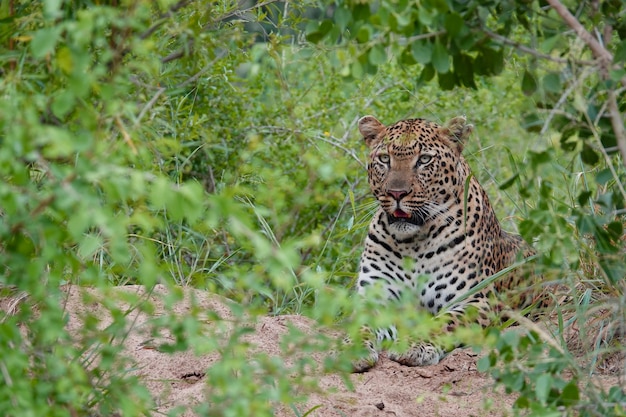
left=389, top=221, right=423, bottom=236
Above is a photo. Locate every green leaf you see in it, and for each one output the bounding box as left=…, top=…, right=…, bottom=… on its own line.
left=580, top=143, right=599, bottom=165
left=438, top=71, right=456, bottom=90
left=521, top=69, right=537, bottom=96
left=499, top=174, right=519, bottom=190
left=432, top=41, right=450, bottom=74
left=476, top=355, right=492, bottom=372
left=356, top=26, right=371, bottom=43
left=444, top=13, right=464, bottom=38
left=560, top=382, right=580, bottom=406
left=420, top=64, right=435, bottom=82
left=539, top=35, right=560, bottom=53
left=51, top=90, right=76, bottom=118
left=305, top=20, right=333, bottom=43
left=334, top=7, right=352, bottom=32
left=395, top=11, right=411, bottom=29
left=400, top=47, right=417, bottom=65
left=519, top=219, right=543, bottom=240
left=596, top=168, right=613, bottom=185
left=577, top=190, right=593, bottom=207
left=38, top=126, right=77, bottom=157
left=614, top=39, right=626, bottom=63
left=417, top=8, right=434, bottom=26
left=477, top=47, right=503, bottom=76
left=177, top=182, right=205, bottom=224
left=610, top=68, right=626, bottom=82
left=535, top=374, right=552, bottom=404
left=31, top=27, right=62, bottom=58
left=368, top=45, right=386, bottom=66
left=411, top=41, right=431, bottom=64
left=149, top=177, right=171, bottom=212
left=352, top=4, right=371, bottom=21
left=350, top=60, right=364, bottom=78
left=542, top=73, right=561, bottom=93
left=453, top=53, right=475, bottom=88
left=78, top=234, right=104, bottom=259
left=43, top=0, right=63, bottom=19
left=607, top=221, right=623, bottom=241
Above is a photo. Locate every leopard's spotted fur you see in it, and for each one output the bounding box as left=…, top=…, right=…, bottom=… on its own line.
left=353, top=115, right=546, bottom=372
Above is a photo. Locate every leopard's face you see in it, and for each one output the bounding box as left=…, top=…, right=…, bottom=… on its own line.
left=359, top=117, right=472, bottom=237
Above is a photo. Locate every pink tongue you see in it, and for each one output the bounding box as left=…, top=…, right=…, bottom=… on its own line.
left=393, top=209, right=411, bottom=218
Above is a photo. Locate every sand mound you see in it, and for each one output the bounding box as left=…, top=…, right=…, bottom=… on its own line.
left=4, top=284, right=618, bottom=416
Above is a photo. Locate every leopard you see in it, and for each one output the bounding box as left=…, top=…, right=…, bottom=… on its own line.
left=351, top=115, right=547, bottom=373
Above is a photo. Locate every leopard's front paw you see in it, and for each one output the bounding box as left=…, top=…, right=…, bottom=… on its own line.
left=388, top=342, right=444, bottom=367
left=352, top=348, right=379, bottom=373
left=342, top=336, right=379, bottom=373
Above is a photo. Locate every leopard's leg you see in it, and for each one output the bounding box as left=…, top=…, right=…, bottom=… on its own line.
left=387, top=297, right=491, bottom=367
left=345, top=325, right=381, bottom=373
left=387, top=340, right=444, bottom=366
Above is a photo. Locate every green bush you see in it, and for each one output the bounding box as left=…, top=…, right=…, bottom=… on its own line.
left=1, top=0, right=624, bottom=416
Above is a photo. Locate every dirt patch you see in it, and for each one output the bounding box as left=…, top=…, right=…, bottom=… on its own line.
left=8, top=285, right=620, bottom=416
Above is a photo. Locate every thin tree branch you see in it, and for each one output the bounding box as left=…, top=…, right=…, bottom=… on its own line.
left=606, top=88, right=626, bottom=166
left=209, top=0, right=281, bottom=27
left=482, top=29, right=595, bottom=66
left=540, top=69, right=592, bottom=136
left=161, top=39, right=195, bottom=63
left=397, top=30, right=447, bottom=46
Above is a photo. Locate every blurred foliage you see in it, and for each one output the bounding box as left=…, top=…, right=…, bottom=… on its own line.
left=309, top=0, right=626, bottom=199
left=0, top=0, right=624, bottom=416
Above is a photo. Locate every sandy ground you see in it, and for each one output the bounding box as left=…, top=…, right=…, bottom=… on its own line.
left=4, top=284, right=620, bottom=416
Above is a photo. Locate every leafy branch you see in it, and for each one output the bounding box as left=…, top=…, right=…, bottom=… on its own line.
left=546, top=0, right=626, bottom=166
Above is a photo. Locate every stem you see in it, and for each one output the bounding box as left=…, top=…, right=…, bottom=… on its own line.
left=8, top=0, right=15, bottom=71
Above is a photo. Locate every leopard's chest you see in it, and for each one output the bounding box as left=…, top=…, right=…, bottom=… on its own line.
left=357, top=221, right=489, bottom=314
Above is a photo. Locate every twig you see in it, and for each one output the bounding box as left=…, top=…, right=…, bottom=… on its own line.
left=397, top=30, right=447, bottom=46
left=606, top=88, right=626, bottom=167
left=174, top=50, right=228, bottom=90
left=115, top=116, right=138, bottom=154
left=209, top=0, right=281, bottom=26
left=540, top=68, right=592, bottom=136
left=161, top=39, right=194, bottom=63
left=482, top=28, right=595, bottom=66
left=8, top=0, right=15, bottom=71
left=135, top=87, right=165, bottom=127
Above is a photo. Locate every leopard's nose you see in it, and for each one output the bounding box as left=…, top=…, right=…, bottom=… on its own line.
left=387, top=189, right=409, bottom=200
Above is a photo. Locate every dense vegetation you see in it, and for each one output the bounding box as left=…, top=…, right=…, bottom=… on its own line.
left=0, top=0, right=624, bottom=416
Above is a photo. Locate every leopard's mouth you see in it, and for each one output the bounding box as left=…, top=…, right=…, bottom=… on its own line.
left=387, top=209, right=425, bottom=226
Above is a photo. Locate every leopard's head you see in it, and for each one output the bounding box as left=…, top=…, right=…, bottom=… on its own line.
left=358, top=116, right=473, bottom=235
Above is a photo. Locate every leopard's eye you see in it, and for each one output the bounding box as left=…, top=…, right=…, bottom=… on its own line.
left=417, top=154, right=433, bottom=165
left=378, top=154, right=390, bottom=164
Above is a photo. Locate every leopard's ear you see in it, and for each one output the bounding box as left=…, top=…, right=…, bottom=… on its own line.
left=442, top=116, right=473, bottom=153
left=358, top=115, right=386, bottom=148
